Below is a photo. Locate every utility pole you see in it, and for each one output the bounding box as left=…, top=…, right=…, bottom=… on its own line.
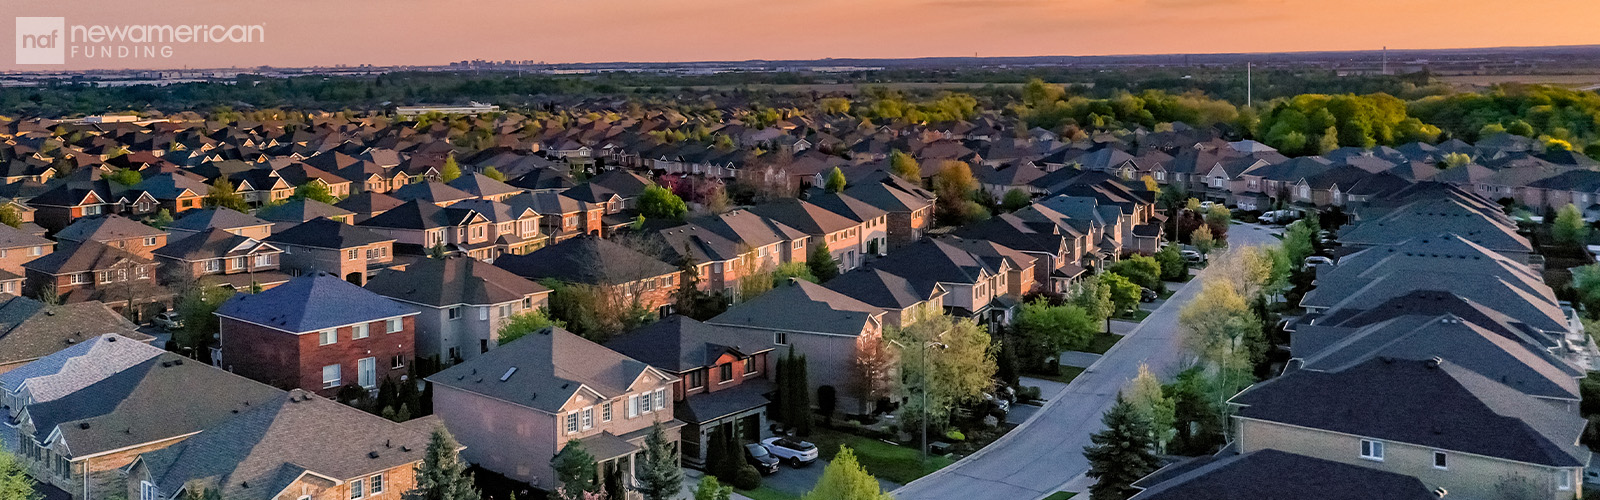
left=1246, top=62, right=1253, bottom=108
left=1382, top=46, right=1389, bottom=75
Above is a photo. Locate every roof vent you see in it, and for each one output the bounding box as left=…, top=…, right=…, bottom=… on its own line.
left=401, top=445, right=412, bottom=452
left=368, top=451, right=380, bottom=459
left=1425, top=356, right=1442, bottom=369
left=173, top=359, right=183, bottom=365
left=78, top=422, right=90, bottom=429
left=106, top=336, right=117, bottom=342
left=385, top=439, right=391, bottom=448
left=500, top=367, right=517, bottom=382
left=1434, top=487, right=1448, bottom=498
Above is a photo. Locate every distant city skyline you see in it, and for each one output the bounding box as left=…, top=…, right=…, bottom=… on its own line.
left=7, top=0, right=1600, bottom=71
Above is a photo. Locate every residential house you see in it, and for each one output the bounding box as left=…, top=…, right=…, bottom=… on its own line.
left=748, top=198, right=867, bottom=272
left=823, top=268, right=947, bottom=329
left=255, top=198, right=356, bottom=232
left=130, top=173, right=208, bottom=215
left=0, top=332, right=161, bottom=420
left=358, top=200, right=496, bottom=261
left=448, top=199, right=548, bottom=258
left=839, top=172, right=935, bottom=249
left=606, top=315, right=774, bottom=467
left=365, top=256, right=552, bottom=363
left=506, top=191, right=604, bottom=242
left=807, top=191, right=890, bottom=257
left=707, top=279, right=886, bottom=409
left=153, top=228, right=289, bottom=290
left=393, top=181, right=475, bottom=207
left=858, top=238, right=1015, bottom=325
left=494, top=235, right=681, bottom=316
left=265, top=218, right=397, bottom=286
left=164, top=207, right=274, bottom=240
left=447, top=172, right=524, bottom=203
left=1127, top=449, right=1437, bottom=500
left=23, top=241, right=164, bottom=314
left=335, top=191, right=406, bottom=224
left=215, top=272, right=419, bottom=396
left=428, top=326, right=681, bottom=494
left=0, top=223, right=53, bottom=288
left=55, top=214, right=168, bottom=259
left=0, top=299, right=150, bottom=376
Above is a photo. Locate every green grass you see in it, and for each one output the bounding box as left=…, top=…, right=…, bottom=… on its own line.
left=1042, top=492, right=1078, bottom=500
left=1026, top=365, right=1085, bottom=384
left=1084, top=332, right=1124, bottom=354
left=738, top=485, right=801, bottom=500
left=807, top=428, right=957, bottom=484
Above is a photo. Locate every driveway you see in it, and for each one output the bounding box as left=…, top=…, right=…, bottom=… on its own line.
left=893, top=224, right=1282, bottom=500
left=763, top=457, right=899, bottom=497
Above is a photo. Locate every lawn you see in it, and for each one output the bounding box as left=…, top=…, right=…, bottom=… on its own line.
left=807, top=428, right=957, bottom=485
left=1026, top=365, right=1085, bottom=384
left=738, top=485, right=800, bottom=500
left=1084, top=332, right=1124, bottom=354
left=1042, top=492, right=1078, bottom=500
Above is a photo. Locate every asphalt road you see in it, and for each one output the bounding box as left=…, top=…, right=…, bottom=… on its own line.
left=892, top=224, right=1282, bottom=500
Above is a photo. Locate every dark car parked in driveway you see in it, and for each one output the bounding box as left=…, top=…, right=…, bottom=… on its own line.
left=746, top=443, right=781, bottom=475
left=1140, top=287, right=1158, bottom=302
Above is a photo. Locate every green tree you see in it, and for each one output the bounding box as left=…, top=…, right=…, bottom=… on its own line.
left=889, top=150, right=921, bottom=181
left=889, top=310, right=997, bottom=431
left=482, top=166, right=507, bottom=182
left=0, top=450, right=38, bottom=500
left=636, top=422, right=684, bottom=500
left=0, top=204, right=22, bottom=229
left=146, top=209, right=174, bottom=230
left=1192, top=225, right=1216, bottom=254
left=808, top=242, right=840, bottom=282
left=825, top=167, right=847, bottom=193
left=496, top=309, right=566, bottom=345
left=772, top=261, right=817, bottom=284
left=693, top=476, right=732, bottom=500
left=1178, top=280, right=1262, bottom=388
left=638, top=185, right=688, bottom=221
left=1574, top=264, right=1600, bottom=314
left=1108, top=255, right=1162, bottom=292
left=295, top=181, right=338, bottom=204
left=1102, top=273, right=1142, bottom=317
left=932, top=160, right=981, bottom=226
left=1153, top=244, right=1187, bottom=282
left=1014, top=299, right=1098, bottom=367
left=107, top=167, right=143, bottom=187
left=440, top=156, right=462, bottom=182
left=801, top=447, right=893, bottom=500
left=403, top=427, right=482, bottom=500
left=1001, top=189, right=1032, bottom=212
left=1440, top=152, right=1473, bottom=169
left=204, top=177, right=249, bottom=211
left=1553, top=204, right=1589, bottom=247
left=552, top=441, right=600, bottom=496
left=1082, top=396, right=1160, bottom=500
left=1068, top=275, right=1115, bottom=325
left=1281, top=219, right=1317, bottom=267
left=1124, top=364, right=1176, bottom=452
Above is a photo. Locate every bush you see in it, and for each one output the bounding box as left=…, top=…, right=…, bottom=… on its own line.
left=1019, top=386, right=1042, bottom=403
left=944, top=429, right=966, bottom=442
left=730, top=465, right=762, bottom=490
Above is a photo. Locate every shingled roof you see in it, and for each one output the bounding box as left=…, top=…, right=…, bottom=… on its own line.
left=265, top=217, right=394, bottom=250
left=1129, top=449, right=1435, bottom=500
left=365, top=255, right=548, bottom=307
left=428, top=326, right=668, bottom=414
left=216, top=272, right=418, bottom=333
left=709, top=279, right=882, bottom=337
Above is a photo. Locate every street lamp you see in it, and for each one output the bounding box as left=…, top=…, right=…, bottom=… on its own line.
left=891, top=338, right=948, bottom=462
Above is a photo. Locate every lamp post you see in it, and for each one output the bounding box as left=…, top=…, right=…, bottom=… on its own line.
left=892, top=338, right=948, bottom=462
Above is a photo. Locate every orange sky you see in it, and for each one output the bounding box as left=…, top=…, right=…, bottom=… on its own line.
left=7, top=0, right=1600, bottom=71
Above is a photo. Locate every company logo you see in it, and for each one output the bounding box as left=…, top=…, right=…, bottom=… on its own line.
left=15, top=17, right=265, bottom=65
left=16, top=17, right=65, bottom=65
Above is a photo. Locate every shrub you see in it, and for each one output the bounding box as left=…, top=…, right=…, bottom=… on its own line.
left=944, top=430, right=966, bottom=442
left=730, top=465, right=762, bottom=490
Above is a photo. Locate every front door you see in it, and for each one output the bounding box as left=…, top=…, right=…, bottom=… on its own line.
left=358, top=357, right=377, bottom=388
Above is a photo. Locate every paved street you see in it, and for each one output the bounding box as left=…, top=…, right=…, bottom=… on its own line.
left=893, top=224, right=1281, bottom=500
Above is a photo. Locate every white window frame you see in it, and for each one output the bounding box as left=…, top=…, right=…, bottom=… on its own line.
left=581, top=406, right=594, bottom=430
left=352, top=324, right=369, bottom=340
left=566, top=412, right=580, bottom=434
left=322, top=364, right=341, bottom=388
left=358, top=357, right=377, bottom=389
left=478, top=306, right=488, bottom=321
left=144, top=236, right=158, bottom=246
left=775, top=332, right=789, bottom=345
left=255, top=254, right=271, bottom=267
left=387, top=318, right=402, bottom=333
left=319, top=329, right=337, bottom=345
left=1559, top=469, right=1574, bottom=491
left=369, top=474, right=384, bottom=495
left=654, top=388, right=666, bottom=411
left=351, top=478, right=365, bottom=499
left=628, top=394, right=640, bottom=418
left=448, top=306, right=462, bottom=320
left=602, top=402, right=612, bottom=423
left=140, top=481, right=159, bottom=500
left=1432, top=450, right=1447, bottom=470
left=204, top=259, right=221, bottom=273
left=29, top=246, right=40, bottom=256
left=1359, top=439, right=1384, bottom=461
left=641, top=391, right=653, bottom=413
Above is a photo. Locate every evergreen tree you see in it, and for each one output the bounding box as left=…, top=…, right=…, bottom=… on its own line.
left=204, top=177, right=249, bottom=212
left=636, top=422, right=684, bottom=500
left=552, top=441, right=600, bottom=496
left=1083, top=396, right=1160, bottom=500
left=773, top=350, right=792, bottom=427
left=403, top=427, right=482, bottom=500
left=0, top=450, right=38, bottom=500
left=793, top=353, right=813, bottom=436
left=675, top=246, right=705, bottom=318
left=807, top=242, right=840, bottom=283
left=0, top=204, right=22, bottom=228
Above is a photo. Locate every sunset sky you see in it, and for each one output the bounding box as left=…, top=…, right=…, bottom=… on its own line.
left=8, top=0, right=1600, bottom=71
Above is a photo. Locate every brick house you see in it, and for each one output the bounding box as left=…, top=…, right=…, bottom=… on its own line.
left=841, top=172, right=936, bottom=250
left=0, top=223, right=54, bottom=287
left=55, top=214, right=168, bottom=259
left=153, top=228, right=290, bottom=290
left=448, top=172, right=524, bottom=203
left=428, top=326, right=681, bottom=495
left=653, top=210, right=809, bottom=301
left=748, top=198, right=869, bottom=272
left=364, top=256, right=551, bottom=364
left=255, top=198, right=357, bottom=233
left=125, top=389, right=430, bottom=500
left=448, top=199, right=549, bottom=258
left=606, top=315, right=774, bottom=467
left=164, top=207, right=274, bottom=240
left=23, top=240, right=166, bottom=314
left=707, top=279, right=887, bottom=410
left=335, top=191, right=406, bottom=224
left=357, top=199, right=498, bottom=261
left=130, top=172, right=208, bottom=215
left=13, top=351, right=282, bottom=500
left=505, top=192, right=604, bottom=242
left=494, top=235, right=682, bottom=316
left=215, top=272, right=420, bottom=396
left=265, top=218, right=397, bottom=286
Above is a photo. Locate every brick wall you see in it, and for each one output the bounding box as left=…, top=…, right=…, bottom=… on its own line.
left=220, top=315, right=416, bottom=397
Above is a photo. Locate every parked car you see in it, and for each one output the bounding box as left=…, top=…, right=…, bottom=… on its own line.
left=1260, top=209, right=1302, bottom=224
left=153, top=311, right=183, bottom=331
left=762, top=437, right=819, bottom=467
left=1304, top=256, right=1334, bottom=267
left=1199, top=201, right=1216, bottom=212
left=1181, top=250, right=1205, bottom=263
left=1140, top=287, right=1159, bottom=302
left=745, top=443, right=781, bottom=475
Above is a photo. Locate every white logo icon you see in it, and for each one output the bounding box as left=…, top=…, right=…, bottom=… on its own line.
left=15, top=17, right=65, bottom=65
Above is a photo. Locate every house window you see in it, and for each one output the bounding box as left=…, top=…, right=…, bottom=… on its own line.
left=71, top=273, right=89, bottom=284
left=351, top=478, right=365, bottom=499
left=140, top=481, right=159, bottom=500
left=255, top=254, right=271, bottom=267
left=448, top=306, right=462, bottom=320
left=348, top=249, right=359, bottom=260
left=581, top=407, right=594, bottom=430
left=628, top=395, right=640, bottom=418
left=370, top=474, right=384, bottom=495
left=1559, top=470, right=1574, bottom=491
left=719, top=364, right=733, bottom=383
left=775, top=332, right=789, bottom=345
left=320, top=329, right=337, bottom=345
left=478, top=306, right=489, bottom=321
left=391, top=355, right=406, bottom=370
left=602, top=402, right=613, bottom=422
left=688, top=370, right=706, bottom=389
left=29, top=246, right=40, bottom=256
left=654, top=388, right=666, bottom=410
left=641, top=391, right=653, bottom=413
left=358, top=357, right=377, bottom=388
left=745, top=357, right=758, bottom=375
left=499, top=305, right=511, bottom=318
left=387, top=318, right=402, bottom=333
left=322, top=364, right=341, bottom=388
left=144, top=236, right=158, bottom=246
left=1432, top=451, right=1447, bottom=470
left=352, top=324, right=369, bottom=340
left=1359, top=439, right=1384, bottom=461
left=566, top=412, right=579, bottom=434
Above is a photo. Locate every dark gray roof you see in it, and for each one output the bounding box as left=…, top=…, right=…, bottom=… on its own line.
left=824, top=268, right=943, bottom=310
left=154, top=228, right=275, bottom=261
left=860, top=238, right=1001, bottom=292
left=265, top=217, right=394, bottom=249
left=606, top=315, right=775, bottom=373
left=254, top=198, right=354, bottom=223
left=364, top=256, right=548, bottom=307
left=447, top=172, right=523, bottom=198
left=142, top=389, right=431, bottom=500
left=1232, top=357, right=1590, bottom=467
left=27, top=352, right=283, bottom=457
left=0, top=223, right=52, bottom=250
left=167, top=208, right=272, bottom=233
left=428, top=326, right=663, bottom=414
left=0, top=333, right=160, bottom=399
left=1129, top=450, right=1435, bottom=500
left=216, top=272, right=418, bottom=333
left=358, top=199, right=482, bottom=230
left=709, top=279, right=882, bottom=337
left=0, top=296, right=149, bottom=368
left=806, top=191, right=888, bottom=224
left=23, top=240, right=153, bottom=275
left=55, top=214, right=165, bottom=243
left=493, top=235, right=676, bottom=286
left=393, top=181, right=473, bottom=204
left=677, top=378, right=772, bottom=425
left=334, top=191, right=404, bottom=214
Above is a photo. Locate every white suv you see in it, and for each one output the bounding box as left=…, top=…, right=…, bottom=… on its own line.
left=762, top=437, right=819, bottom=467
